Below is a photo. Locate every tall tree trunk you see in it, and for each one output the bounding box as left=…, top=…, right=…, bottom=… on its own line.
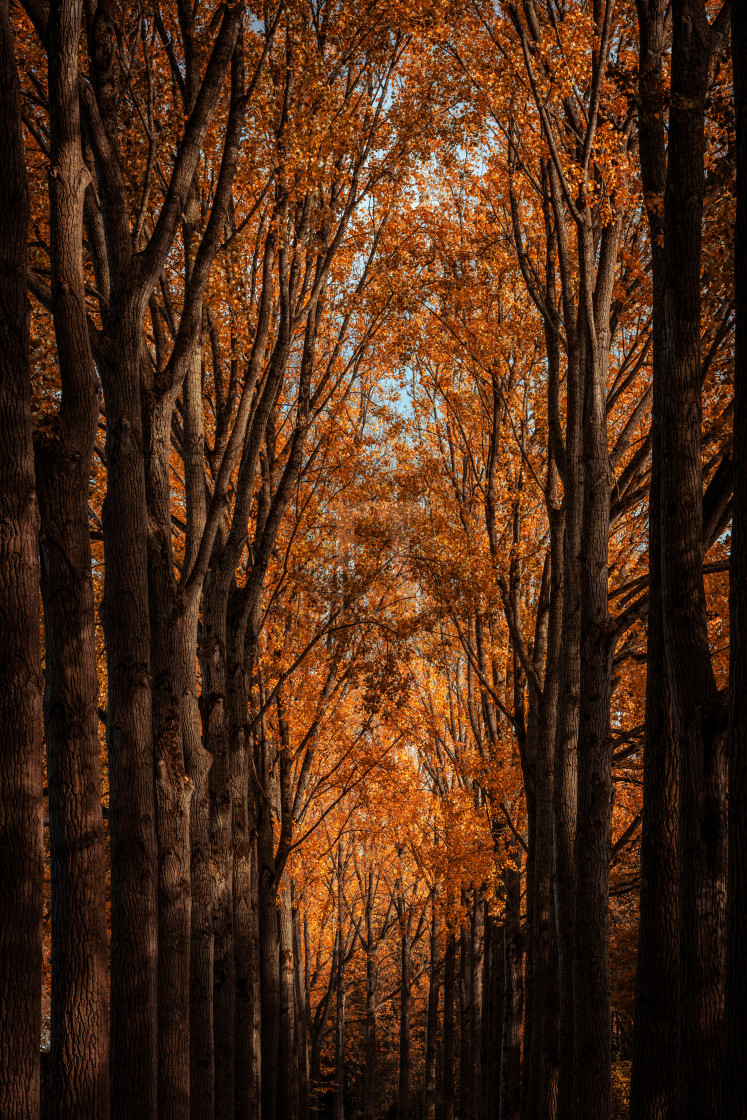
left=660, top=6, right=727, bottom=1118
left=500, top=865, right=523, bottom=1120
left=364, top=941, right=378, bottom=1120
left=470, top=893, right=483, bottom=1116
left=399, top=929, right=412, bottom=1120
left=201, top=578, right=236, bottom=1120
left=553, top=332, right=583, bottom=1120
left=630, top=4, right=680, bottom=1115
left=294, top=894, right=310, bottom=1120
left=0, top=10, right=44, bottom=1114
left=572, top=326, right=614, bottom=1120
left=334, top=928, right=346, bottom=1120
left=459, top=921, right=473, bottom=1120
left=145, top=387, right=192, bottom=1120
left=37, top=2, right=109, bottom=1115
left=232, top=636, right=259, bottom=1120
left=180, top=346, right=214, bottom=1120
left=726, top=4, right=747, bottom=1112
left=257, top=728, right=280, bottom=1120
left=442, top=927, right=456, bottom=1120
left=423, top=902, right=439, bottom=1120
left=279, top=877, right=300, bottom=1120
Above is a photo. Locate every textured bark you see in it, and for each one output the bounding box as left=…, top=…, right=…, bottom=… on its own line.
left=257, top=728, right=280, bottom=1120
left=363, top=900, right=378, bottom=1120
left=294, top=895, right=310, bottom=1120
left=37, top=1, right=109, bottom=1114
left=553, top=335, right=582, bottom=1120
left=201, top=578, right=236, bottom=1120
left=145, top=387, right=192, bottom=1120
left=423, top=903, right=439, bottom=1120
left=0, top=10, right=44, bottom=1115
left=441, top=928, right=456, bottom=1120
left=470, top=894, right=483, bottom=1116
left=180, top=346, right=214, bottom=1120
left=726, top=3, right=747, bottom=1112
left=398, top=928, right=412, bottom=1120
left=500, top=865, right=523, bottom=1120
left=459, top=922, right=473, bottom=1120
left=572, top=335, right=614, bottom=1120
left=659, top=6, right=727, bottom=1117
left=334, top=927, right=346, bottom=1120
left=630, top=5, right=680, bottom=1114
left=233, top=660, right=260, bottom=1120
left=279, top=878, right=300, bottom=1120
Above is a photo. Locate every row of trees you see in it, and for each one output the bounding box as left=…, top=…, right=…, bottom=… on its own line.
left=0, top=0, right=746, bottom=1118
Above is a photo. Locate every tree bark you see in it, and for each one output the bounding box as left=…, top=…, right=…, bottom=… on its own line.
left=442, top=927, right=456, bottom=1120
left=423, top=901, right=439, bottom=1120
left=399, top=926, right=412, bottom=1120
left=0, top=9, right=44, bottom=1114
left=726, top=3, right=747, bottom=1112
left=630, top=4, right=680, bottom=1116
left=459, top=921, right=473, bottom=1120
left=659, top=6, right=727, bottom=1117
left=500, top=865, right=523, bottom=1120
left=279, top=877, right=300, bottom=1120
left=37, top=1, right=109, bottom=1114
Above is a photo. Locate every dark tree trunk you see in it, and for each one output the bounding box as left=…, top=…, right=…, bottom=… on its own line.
left=279, top=878, right=300, bottom=1120
left=0, top=10, right=44, bottom=1115
left=399, top=930, right=411, bottom=1120
left=459, top=921, right=473, bottom=1120
left=294, top=895, right=310, bottom=1120
left=423, top=903, right=439, bottom=1120
left=201, top=578, right=236, bottom=1120
left=257, top=734, right=280, bottom=1120
left=470, top=895, right=483, bottom=1117
left=500, top=865, right=523, bottom=1120
left=553, top=337, right=582, bottom=1120
left=364, top=940, right=378, bottom=1120
left=232, top=640, right=260, bottom=1120
left=442, top=928, right=456, bottom=1120
left=630, top=4, right=680, bottom=1115
left=180, top=347, right=214, bottom=1120
left=37, top=2, right=109, bottom=1115
left=572, top=325, right=614, bottom=1120
left=726, top=3, right=747, bottom=1112
left=334, top=928, right=346, bottom=1120
left=145, top=388, right=192, bottom=1120
left=659, top=6, right=727, bottom=1117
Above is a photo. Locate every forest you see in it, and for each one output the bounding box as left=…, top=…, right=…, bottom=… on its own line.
left=0, top=0, right=745, bottom=1118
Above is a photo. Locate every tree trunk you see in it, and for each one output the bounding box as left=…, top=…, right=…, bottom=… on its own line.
left=145, top=387, right=192, bottom=1120
left=334, top=929, right=346, bottom=1120
left=36, top=1, right=109, bottom=1115
left=470, top=894, right=483, bottom=1116
left=399, top=929, right=412, bottom=1120
left=279, top=877, right=300, bottom=1120
left=459, top=921, right=473, bottom=1120
left=364, top=941, right=378, bottom=1120
left=630, top=3, right=680, bottom=1114
left=294, top=895, right=310, bottom=1120
left=423, top=903, right=439, bottom=1120
left=180, top=347, right=214, bottom=1120
left=659, top=6, right=727, bottom=1118
left=726, top=4, right=747, bottom=1112
left=442, top=927, right=456, bottom=1120
left=232, top=639, right=259, bottom=1120
left=572, top=332, right=614, bottom=1120
left=553, top=331, right=583, bottom=1120
left=0, top=10, right=44, bottom=1114
left=500, top=865, right=523, bottom=1120
left=257, top=729, right=280, bottom=1120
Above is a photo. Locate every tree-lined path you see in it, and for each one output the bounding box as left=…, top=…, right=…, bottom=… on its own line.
left=0, top=0, right=745, bottom=1117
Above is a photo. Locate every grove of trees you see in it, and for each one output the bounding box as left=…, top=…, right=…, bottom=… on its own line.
left=0, top=0, right=744, bottom=1118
